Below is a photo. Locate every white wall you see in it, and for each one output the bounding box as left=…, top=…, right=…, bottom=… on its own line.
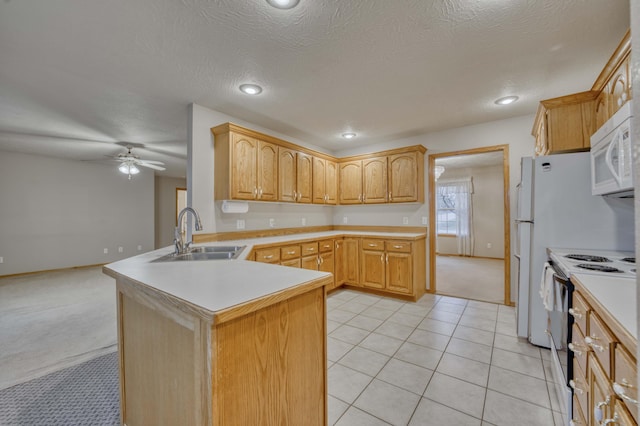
left=155, top=176, right=187, bottom=249
left=0, top=151, right=154, bottom=275
left=630, top=0, right=639, bottom=364
left=436, top=165, right=505, bottom=258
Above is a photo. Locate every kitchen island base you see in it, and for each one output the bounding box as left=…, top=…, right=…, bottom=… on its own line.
left=114, top=275, right=329, bottom=426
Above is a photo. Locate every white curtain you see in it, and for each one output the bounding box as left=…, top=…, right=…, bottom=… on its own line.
left=437, top=178, right=474, bottom=256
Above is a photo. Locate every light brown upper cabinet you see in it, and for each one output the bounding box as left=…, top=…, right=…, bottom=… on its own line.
left=388, top=152, right=424, bottom=203
left=312, top=157, right=337, bottom=205
left=212, top=126, right=278, bottom=201
left=213, top=123, right=426, bottom=205
left=363, top=157, right=387, bottom=203
left=532, top=29, right=631, bottom=155
left=339, top=160, right=363, bottom=204
left=339, top=147, right=425, bottom=204
left=278, top=147, right=312, bottom=203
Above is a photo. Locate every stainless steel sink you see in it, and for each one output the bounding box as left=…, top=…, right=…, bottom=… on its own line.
left=152, top=246, right=245, bottom=262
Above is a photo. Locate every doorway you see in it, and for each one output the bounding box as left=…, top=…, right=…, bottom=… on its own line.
left=428, top=145, right=512, bottom=305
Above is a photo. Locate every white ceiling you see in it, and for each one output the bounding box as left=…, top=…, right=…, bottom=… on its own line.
left=0, top=0, right=630, bottom=177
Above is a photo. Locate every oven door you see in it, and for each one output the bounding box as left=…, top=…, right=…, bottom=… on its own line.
left=545, top=265, right=573, bottom=425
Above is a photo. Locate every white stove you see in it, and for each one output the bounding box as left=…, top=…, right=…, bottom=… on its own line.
left=548, top=248, right=636, bottom=279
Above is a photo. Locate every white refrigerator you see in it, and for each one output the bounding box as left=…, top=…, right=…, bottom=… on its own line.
left=514, top=152, right=635, bottom=347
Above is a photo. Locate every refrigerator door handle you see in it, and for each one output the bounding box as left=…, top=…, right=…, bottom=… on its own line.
left=515, top=219, right=534, bottom=224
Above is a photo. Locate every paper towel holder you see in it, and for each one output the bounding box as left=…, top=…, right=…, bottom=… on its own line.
left=221, top=200, right=249, bottom=214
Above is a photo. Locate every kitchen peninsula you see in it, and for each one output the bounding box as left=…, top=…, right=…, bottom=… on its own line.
left=103, top=246, right=333, bottom=425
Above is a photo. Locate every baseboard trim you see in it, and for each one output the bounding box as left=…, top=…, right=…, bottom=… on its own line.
left=0, top=263, right=106, bottom=279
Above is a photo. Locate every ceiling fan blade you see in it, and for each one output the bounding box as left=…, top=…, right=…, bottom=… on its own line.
left=138, top=162, right=166, bottom=171
left=137, top=159, right=165, bottom=165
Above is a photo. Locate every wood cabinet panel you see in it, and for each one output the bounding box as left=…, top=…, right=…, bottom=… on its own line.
left=588, top=311, right=616, bottom=378
left=613, top=345, right=638, bottom=422
left=610, top=57, right=631, bottom=116
left=319, top=251, right=334, bottom=277
left=362, top=239, right=385, bottom=251
left=231, top=133, right=259, bottom=200
left=363, top=157, right=387, bottom=203
left=313, top=158, right=338, bottom=205
left=572, top=291, right=589, bottom=336
left=301, top=255, right=319, bottom=271
left=319, top=240, right=333, bottom=253
left=334, top=239, right=345, bottom=286
left=361, top=249, right=385, bottom=289
left=589, top=358, right=612, bottom=426
left=254, top=247, right=280, bottom=264
left=257, top=141, right=278, bottom=201
left=571, top=323, right=588, bottom=376
left=595, top=88, right=610, bottom=130
left=343, top=238, right=360, bottom=284
left=386, top=252, right=412, bottom=294
left=278, top=147, right=297, bottom=203
left=388, top=152, right=424, bottom=203
left=325, top=160, right=337, bottom=205
left=281, top=258, right=301, bottom=268
left=280, top=245, right=301, bottom=260
left=386, top=241, right=411, bottom=253
left=339, top=161, right=363, bottom=204
left=572, top=357, right=589, bottom=425
left=296, top=152, right=313, bottom=204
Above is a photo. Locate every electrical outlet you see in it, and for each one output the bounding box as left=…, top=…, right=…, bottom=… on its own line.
left=0, top=256, right=3, bottom=264
left=343, top=216, right=348, bottom=224
left=487, top=243, right=492, bottom=249
left=301, top=217, right=306, bottom=226
left=137, top=245, right=142, bottom=251
left=422, top=216, right=428, bottom=225
left=269, top=218, right=275, bottom=228
left=237, top=219, right=245, bottom=230
left=103, top=248, right=108, bottom=254
left=402, top=217, right=409, bottom=225
left=118, top=246, right=123, bottom=253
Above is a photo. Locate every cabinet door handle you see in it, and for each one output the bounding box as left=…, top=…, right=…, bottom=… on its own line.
left=385, top=253, right=388, bottom=263
left=380, top=254, right=384, bottom=262
left=389, top=191, right=392, bottom=201
left=613, top=380, right=639, bottom=405
left=594, top=397, right=611, bottom=424
left=568, top=342, right=585, bottom=356
left=253, top=187, right=258, bottom=199
left=569, top=379, right=584, bottom=395
left=568, top=308, right=583, bottom=320
left=258, top=187, right=263, bottom=198
left=584, top=336, right=605, bottom=353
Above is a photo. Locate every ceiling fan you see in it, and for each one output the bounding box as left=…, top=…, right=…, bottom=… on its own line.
left=116, top=146, right=166, bottom=179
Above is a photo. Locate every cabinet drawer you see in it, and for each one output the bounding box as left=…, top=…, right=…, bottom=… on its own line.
left=319, top=240, right=334, bottom=253
left=301, top=242, right=319, bottom=255
left=254, top=247, right=280, bottom=263
left=571, top=357, right=589, bottom=424
left=588, top=311, right=616, bottom=377
left=570, top=324, right=588, bottom=375
left=571, top=291, right=589, bottom=335
left=280, top=245, right=301, bottom=260
left=572, top=394, right=588, bottom=426
left=614, top=345, right=638, bottom=421
left=362, top=239, right=384, bottom=251
left=385, top=241, right=411, bottom=253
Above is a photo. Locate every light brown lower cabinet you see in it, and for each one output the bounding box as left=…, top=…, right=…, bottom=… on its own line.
left=111, top=271, right=330, bottom=426
left=360, top=239, right=414, bottom=296
left=568, top=278, right=638, bottom=426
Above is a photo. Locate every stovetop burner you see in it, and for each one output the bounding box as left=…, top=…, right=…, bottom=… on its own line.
left=576, top=263, right=624, bottom=273
left=565, top=254, right=612, bottom=262
left=621, top=257, right=635, bottom=264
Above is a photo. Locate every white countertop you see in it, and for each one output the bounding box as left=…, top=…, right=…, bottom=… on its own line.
left=572, top=273, right=637, bottom=339
left=104, top=230, right=425, bottom=317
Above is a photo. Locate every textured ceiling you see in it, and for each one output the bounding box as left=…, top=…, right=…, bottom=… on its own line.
left=0, top=0, right=630, bottom=176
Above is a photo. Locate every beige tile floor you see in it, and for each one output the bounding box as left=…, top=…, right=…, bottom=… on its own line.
left=326, top=289, right=562, bottom=426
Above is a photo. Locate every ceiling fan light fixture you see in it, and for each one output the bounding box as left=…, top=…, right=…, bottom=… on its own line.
left=266, top=0, right=300, bottom=9
left=239, top=84, right=263, bottom=95
left=494, top=95, right=519, bottom=105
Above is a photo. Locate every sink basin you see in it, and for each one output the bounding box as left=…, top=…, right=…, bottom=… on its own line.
left=152, top=246, right=245, bottom=263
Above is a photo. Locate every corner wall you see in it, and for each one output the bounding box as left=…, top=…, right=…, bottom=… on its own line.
left=0, top=151, right=154, bottom=276
left=155, top=176, right=187, bottom=249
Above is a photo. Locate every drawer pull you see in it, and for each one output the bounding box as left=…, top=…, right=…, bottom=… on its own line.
left=569, top=379, right=584, bottom=395
left=568, top=342, right=585, bottom=356
left=306, top=248, right=315, bottom=251
left=393, top=245, right=403, bottom=249
left=568, top=308, right=583, bottom=319
left=368, top=243, right=377, bottom=247
left=613, top=380, right=639, bottom=405
left=287, top=251, right=296, bottom=255
left=602, top=413, right=620, bottom=425
left=584, top=336, right=605, bottom=353
left=264, top=255, right=274, bottom=259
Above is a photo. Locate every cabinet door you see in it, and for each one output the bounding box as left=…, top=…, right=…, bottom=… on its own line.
left=325, top=160, right=337, bottom=205
left=363, top=157, right=387, bottom=204
left=281, top=258, right=301, bottom=268
left=296, top=152, right=313, bottom=203
left=257, top=141, right=278, bottom=201
left=231, top=133, right=258, bottom=200
left=610, top=57, right=631, bottom=115
left=301, top=255, right=319, bottom=271
left=334, top=240, right=345, bottom=286
left=312, top=157, right=327, bottom=204
left=594, top=88, right=610, bottom=130
left=386, top=252, right=412, bottom=294
left=319, top=252, right=334, bottom=287
left=589, top=358, right=612, bottom=426
left=278, top=147, right=297, bottom=202
left=339, top=161, right=363, bottom=204
left=361, top=250, right=385, bottom=289
left=343, top=238, right=360, bottom=284
left=389, top=152, right=420, bottom=203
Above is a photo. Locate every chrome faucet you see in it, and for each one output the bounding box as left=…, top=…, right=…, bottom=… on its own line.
left=174, top=207, right=203, bottom=254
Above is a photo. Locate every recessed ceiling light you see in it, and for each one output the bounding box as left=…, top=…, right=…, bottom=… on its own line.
left=239, top=84, right=263, bottom=95
left=266, top=0, right=300, bottom=9
left=342, top=132, right=356, bottom=139
left=495, top=96, right=519, bottom=105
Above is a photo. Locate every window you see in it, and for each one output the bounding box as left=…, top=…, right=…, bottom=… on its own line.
left=436, top=191, right=457, bottom=235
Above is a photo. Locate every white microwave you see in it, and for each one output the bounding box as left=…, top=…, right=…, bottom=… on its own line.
left=590, top=101, right=634, bottom=197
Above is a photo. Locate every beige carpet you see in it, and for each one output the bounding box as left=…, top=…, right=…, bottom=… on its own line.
left=0, top=266, right=117, bottom=390
left=435, top=255, right=504, bottom=304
